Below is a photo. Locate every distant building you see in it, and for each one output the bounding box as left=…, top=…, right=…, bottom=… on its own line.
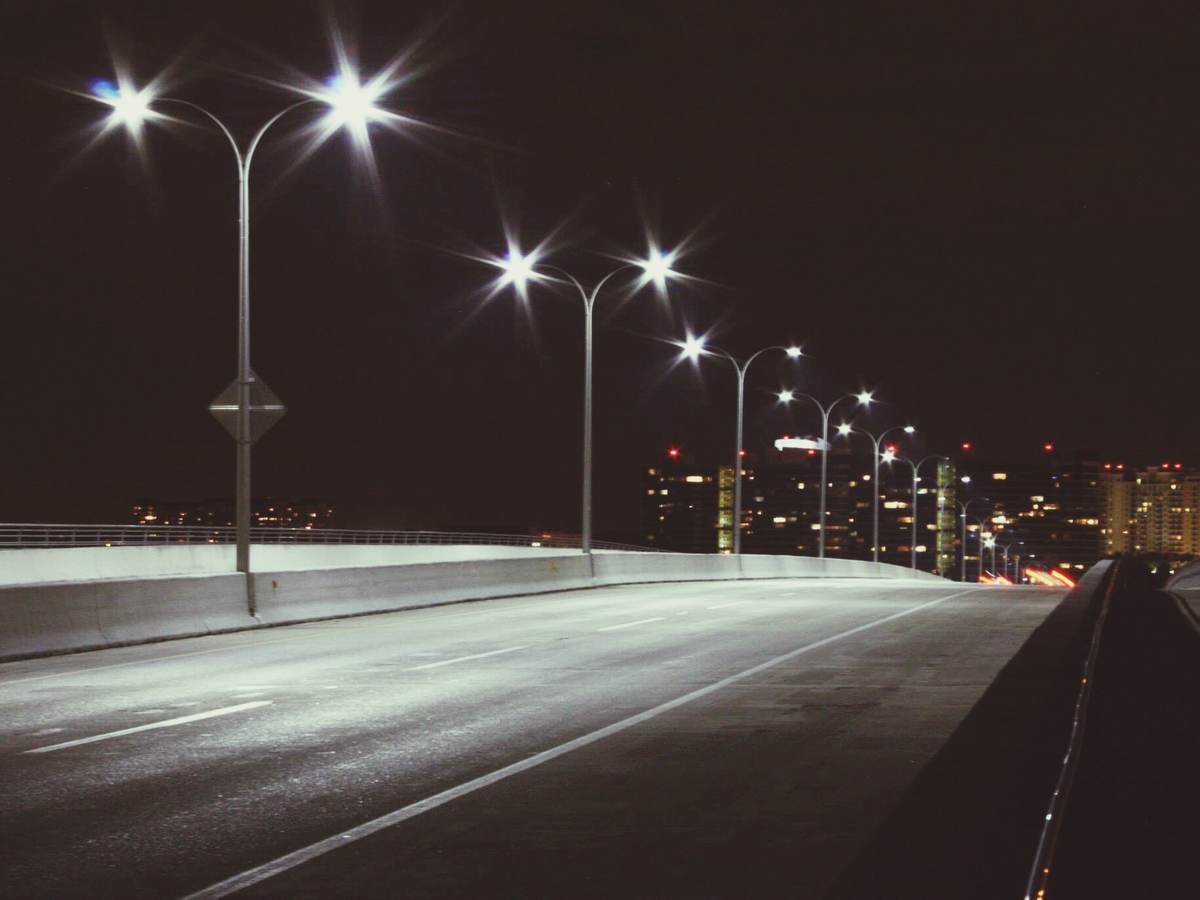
left=956, top=451, right=1107, bottom=574
left=1110, top=463, right=1200, bottom=558
left=132, top=499, right=334, bottom=530
left=642, top=452, right=720, bottom=553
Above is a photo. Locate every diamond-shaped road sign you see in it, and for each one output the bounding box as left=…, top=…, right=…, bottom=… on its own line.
left=208, top=371, right=286, bottom=444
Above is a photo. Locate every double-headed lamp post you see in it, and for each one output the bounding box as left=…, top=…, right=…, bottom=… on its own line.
left=881, top=452, right=947, bottom=570
left=775, top=391, right=874, bottom=558
left=836, top=424, right=915, bottom=563
left=955, top=497, right=991, bottom=582
left=678, top=338, right=802, bottom=554
left=484, top=246, right=682, bottom=554
left=90, top=71, right=397, bottom=575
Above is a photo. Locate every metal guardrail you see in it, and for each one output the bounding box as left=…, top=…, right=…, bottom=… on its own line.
left=0, top=524, right=653, bottom=553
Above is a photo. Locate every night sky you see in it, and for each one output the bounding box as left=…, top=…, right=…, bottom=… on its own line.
left=3, top=1, right=1198, bottom=537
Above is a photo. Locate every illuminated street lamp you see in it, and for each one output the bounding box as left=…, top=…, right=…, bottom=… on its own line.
left=955, top=498, right=991, bottom=582
left=775, top=391, right=874, bottom=558
left=678, top=338, right=803, bottom=554
left=882, top=452, right=948, bottom=570
left=88, top=67, right=400, bottom=575
left=482, top=242, right=685, bottom=553
left=837, top=424, right=915, bottom=563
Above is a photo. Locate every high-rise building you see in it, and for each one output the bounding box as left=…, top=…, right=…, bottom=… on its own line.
left=642, top=451, right=721, bottom=553
left=955, top=451, right=1105, bottom=574
left=1123, top=464, right=1200, bottom=557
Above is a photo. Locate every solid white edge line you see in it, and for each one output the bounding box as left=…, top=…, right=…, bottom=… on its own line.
left=403, top=646, right=528, bottom=671
left=706, top=601, right=748, bottom=610
left=596, top=616, right=667, bottom=632
left=183, top=587, right=981, bottom=899
left=22, top=700, right=273, bottom=754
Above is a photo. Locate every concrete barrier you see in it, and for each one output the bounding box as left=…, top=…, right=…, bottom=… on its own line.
left=1165, top=559, right=1200, bottom=591
left=252, top=554, right=595, bottom=626
left=0, top=549, right=945, bottom=661
left=0, top=543, right=579, bottom=586
left=0, top=573, right=249, bottom=659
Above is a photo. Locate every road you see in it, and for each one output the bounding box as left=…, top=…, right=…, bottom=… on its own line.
left=0, top=577, right=1066, bottom=899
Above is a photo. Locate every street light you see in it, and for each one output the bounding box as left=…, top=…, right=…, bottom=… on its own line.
left=837, top=424, right=915, bottom=563
left=955, top=498, right=991, bottom=582
left=677, top=337, right=802, bottom=554
left=775, top=390, right=874, bottom=557
left=882, top=452, right=948, bottom=570
left=88, top=65, right=400, bottom=575
left=480, top=239, right=685, bottom=553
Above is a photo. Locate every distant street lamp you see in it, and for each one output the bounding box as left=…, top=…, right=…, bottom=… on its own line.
left=969, top=515, right=991, bottom=582
left=775, top=391, right=874, bottom=557
left=882, top=452, right=948, bottom=570
left=482, top=244, right=684, bottom=553
left=678, top=338, right=802, bottom=554
left=956, top=498, right=990, bottom=582
left=88, top=68, right=402, bottom=574
left=836, top=424, right=915, bottom=563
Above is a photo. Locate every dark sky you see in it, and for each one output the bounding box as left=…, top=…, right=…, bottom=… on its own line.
left=2, top=0, right=1199, bottom=536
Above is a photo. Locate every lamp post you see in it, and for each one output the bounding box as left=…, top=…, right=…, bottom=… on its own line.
left=956, top=498, right=990, bottom=582
left=678, top=338, right=802, bottom=554
left=882, top=453, right=948, bottom=570
left=482, top=247, right=682, bottom=554
left=89, top=71, right=399, bottom=575
left=969, top=516, right=991, bottom=582
left=836, top=424, right=915, bottom=563
left=775, top=391, right=874, bottom=557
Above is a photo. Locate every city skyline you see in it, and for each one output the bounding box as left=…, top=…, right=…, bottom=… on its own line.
left=3, top=2, right=1198, bottom=539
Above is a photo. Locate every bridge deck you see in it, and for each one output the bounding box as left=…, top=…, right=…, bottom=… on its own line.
left=0, top=579, right=1068, bottom=899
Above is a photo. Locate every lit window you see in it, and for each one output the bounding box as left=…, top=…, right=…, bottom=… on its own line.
left=686, top=475, right=704, bottom=483
left=660, top=489, right=669, bottom=495
left=992, top=473, right=1008, bottom=480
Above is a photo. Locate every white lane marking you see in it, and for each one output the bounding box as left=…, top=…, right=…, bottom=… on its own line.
left=706, top=601, right=748, bottom=610
left=184, top=587, right=978, bottom=899
left=22, top=701, right=272, bottom=755
left=596, top=616, right=667, bottom=632
left=403, top=646, right=528, bottom=672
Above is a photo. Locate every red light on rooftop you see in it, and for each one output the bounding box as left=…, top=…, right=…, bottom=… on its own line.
left=667, top=447, right=680, bottom=459
left=738, top=449, right=747, bottom=457
left=1103, top=463, right=1112, bottom=470
left=1116, top=463, right=1125, bottom=470
left=885, top=443, right=897, bottom=454
left=961, top=441, right=972, bottom=451
left=1042, top=442, right=1054, bottom=453
left=1162, top=462, right=1170, bottom=469
left=807, top=449, right=817, bottom=456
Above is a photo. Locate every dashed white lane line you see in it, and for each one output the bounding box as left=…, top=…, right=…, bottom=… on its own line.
left=22, top=701, right=273, bottom=755
left=706, top=601, right=749, bottom=610
left=596, top=617, right=667, bottom=632
left=183, top=586, right=979, bottom=899
left=403, top=646, right=528, bottom=672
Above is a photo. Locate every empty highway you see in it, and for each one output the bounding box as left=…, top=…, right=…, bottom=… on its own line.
left=0, top=577, right=1067, bottom=899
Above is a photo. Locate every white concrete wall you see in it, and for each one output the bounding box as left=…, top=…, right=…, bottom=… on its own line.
left=0, top=544, right=579, bottom=586
left=0, top=549, right=945, bottom=661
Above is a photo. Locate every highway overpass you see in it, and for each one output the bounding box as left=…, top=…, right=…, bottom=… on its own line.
left=0, top=557, right=1080, bottom=899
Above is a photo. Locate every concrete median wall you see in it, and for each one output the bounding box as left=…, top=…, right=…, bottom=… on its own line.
left=0, top=549, right=943, bottom=661
left=0, top=573, right=248, bottom=659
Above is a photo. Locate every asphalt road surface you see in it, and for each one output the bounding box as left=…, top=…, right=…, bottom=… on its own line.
left=0, top=578, right=1066, bottom=899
